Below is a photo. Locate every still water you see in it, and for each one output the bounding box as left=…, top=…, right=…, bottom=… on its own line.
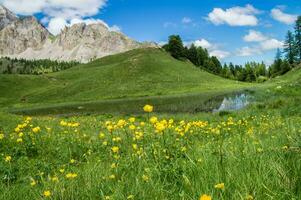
left=213, top=93, right=251, bottom=112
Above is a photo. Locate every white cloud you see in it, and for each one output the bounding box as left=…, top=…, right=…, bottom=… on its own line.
left=3, top=0, right=107, bottom=19
left=239, top=30, right=284, bottom=56
left=237, top=46, right=261, bottom=57
left=185, top=39, right=230, bottom=60
left=2, top=0, right=109, bottom=35
left=2, top=0, right=46, bottom=15
left=48, top=17, right=67, bottom=35
left=210, top=50, right=230, bottom=59
left=243, top=30, right=267, bottom=42
left=207, top=4, right=260, bottom=26
left=270, top=8, right=297, bottom=25
left=193, top=39, right=212, bottom=49
left=260, top=39, right=283, bottom=50
left=47, top=17, right=121, bottom=35
left=182, top=17, right=192, bottom=24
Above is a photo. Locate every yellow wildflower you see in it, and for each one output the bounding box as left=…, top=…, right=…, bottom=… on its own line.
left=200, top=194, right=212, bottom=200
left=99, top=132, right=105, bottom=139
left=111, top=146, right=119, bottom=153
left=70, top=159, right=76, bottom=164
left=59, top=168, right=65, bottom=173
left=0, top=133, right=4, bottom=140
left=43, top=190, right=51, bottom=197
left=16, top=138, right=23, bottom=143
left=5, top=155, right=11, bottom=162
left=30, top=179, right=37, bottom=186
left=150, top=116, right=158, bottom=124
left=214, top=182, right=225, bottom=190
left=66, top=173, right=77, bottom=179
left=107, top=125, right=114, bottom=132
left=143, top=104, right=153, bottom=113
left=117, top=119, right=126, bottom=127
left=127, top=195, right=134, bottom=199
left=142, top=174, right=149, bottom=182
left=129, top=125, right=136, bottom=130
left=129, top=117, right=135, bottom=123
left=32, top=127, right=41, bottom=133
left=132, top=144, right=138, bottom=150
left=109, top=174, right=116, bottom=179
left=246, top=194, right=254, bottom=200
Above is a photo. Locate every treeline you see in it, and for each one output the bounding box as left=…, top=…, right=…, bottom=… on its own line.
left=221, top=62, right=267, bottom=82
left=269, top=16, right=301, bottom=77
left=163, top=16, right=301, bottom=82
left=162, top=35, right=222, bottom=75
left=163, top=35, right=267, bottom=82
left=0, top=57, right=79, bottom=75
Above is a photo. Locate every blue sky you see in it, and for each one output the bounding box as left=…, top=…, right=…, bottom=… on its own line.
left=2, top=0, right=301, bottom=65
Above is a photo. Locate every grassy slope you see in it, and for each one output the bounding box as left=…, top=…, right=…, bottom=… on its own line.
left=0, top=67, right=300, bottom=200
left=0, top=48, right=250, bottom=114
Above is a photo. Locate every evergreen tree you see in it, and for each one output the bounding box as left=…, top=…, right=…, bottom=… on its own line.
left=295, top=16, right=301, bottom=62
left=269, top=49, right=283, bottom=77
left=165, top=35, right=185, bottom=59
left=280, top=60, right=291, bottom=74
left=284, top=30, right=296, bottom=64
left=187, top=44, right=199, bottom=66
left=211, top=56, right=222, bottom=74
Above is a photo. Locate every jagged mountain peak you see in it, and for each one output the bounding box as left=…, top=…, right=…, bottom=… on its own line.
left=0, top=4, right=18, bottom=30
left=0, top=6, right=157, bottom=62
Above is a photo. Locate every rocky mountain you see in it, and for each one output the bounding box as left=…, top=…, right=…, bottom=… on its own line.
left=0, top=5, right=156, bottom=63
left=0, top=5, right=18, bottom=30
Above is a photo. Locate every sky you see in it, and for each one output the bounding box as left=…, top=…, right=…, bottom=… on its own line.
left=1, top=0, right=301, bottom=65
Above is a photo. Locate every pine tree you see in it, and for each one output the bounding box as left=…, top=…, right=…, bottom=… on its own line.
left=165, top=35, right=185, bottom=59
left=284, top=30, right=296, bottom=64
left=295, top=16, right=301, bottom=62
left=187, top=44, right=199, bottom=66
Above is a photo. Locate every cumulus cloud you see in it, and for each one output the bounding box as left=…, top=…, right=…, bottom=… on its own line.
left=270, top=8, right=297, bottom=25
left=207, top=4, right=260, bottom=26
left=210, top=50, right=230, bottom=59
left=243, top=30, right=267, bottom=42
left=193, top=39, right=212, bottom=49
left=260, top=39, right=283, bottom=50
left=237, top=46, right=262, bottom=57
left=2, top=0, right=113, bottom=35
left=2, top=0, right=107, bottom=19
left=47, top=17, right=121, bottom=35
left=185, top=39, right=230, bottom=60
left=47, top=17, right=67, bottom=35
left=238, top=31, right=283, bottom=57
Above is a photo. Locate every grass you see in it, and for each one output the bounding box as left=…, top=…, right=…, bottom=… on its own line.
left=0, top=80, right=300, bottom=199
left=0, top=48, right=250, bottom=111
left=0, top=49, right=300, bottom=199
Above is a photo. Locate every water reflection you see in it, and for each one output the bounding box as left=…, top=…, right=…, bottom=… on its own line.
left=213, top=93, right=250, bottom=112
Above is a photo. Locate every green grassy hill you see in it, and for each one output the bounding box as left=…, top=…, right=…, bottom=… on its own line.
left=0, top=48, right=251, bottom=114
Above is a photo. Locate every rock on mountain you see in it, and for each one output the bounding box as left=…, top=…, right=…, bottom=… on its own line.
left=0, top=5, right=18, bottom=30
left=0, top=16, right=50, bottom=55
left=0, top=5, right=157, bottom=63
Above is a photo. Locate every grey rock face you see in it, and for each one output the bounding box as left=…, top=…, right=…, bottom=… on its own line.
left=0, top=16, right=50, bottom=55
left=0, top=6, right=157, bottom=62
left=0, top=5, right=18, bottom=30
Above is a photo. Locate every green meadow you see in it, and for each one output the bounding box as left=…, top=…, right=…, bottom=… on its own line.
left=0, top=48, right=300, bottom=200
